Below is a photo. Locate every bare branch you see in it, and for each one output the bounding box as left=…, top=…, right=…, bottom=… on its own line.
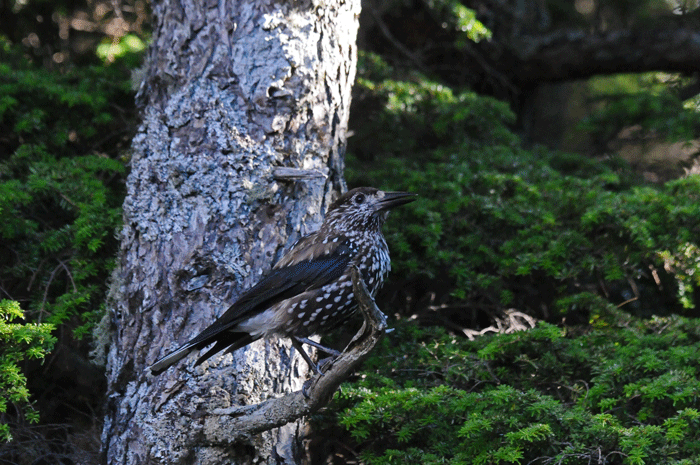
left=272, top=167, right=328, bottom=181
left=367, top=0, right=428, bottom=74
left=200, top=265, right=388, bottom=444
left=511, top=27, right=700, bottom=84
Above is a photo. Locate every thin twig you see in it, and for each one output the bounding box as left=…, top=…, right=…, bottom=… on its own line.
left=368, top=1, right=428, bottom=74
left=58, top=259, right=78, bottom=293
left=39, top=263, right=64, bottom=322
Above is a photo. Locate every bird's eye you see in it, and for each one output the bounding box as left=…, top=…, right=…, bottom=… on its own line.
left=354, top=193, right=366, bottom=204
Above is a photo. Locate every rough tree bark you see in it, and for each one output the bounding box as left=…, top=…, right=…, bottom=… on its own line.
left=101, top=0, right=360, bottom=463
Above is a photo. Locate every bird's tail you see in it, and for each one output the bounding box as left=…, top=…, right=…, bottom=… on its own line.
left=148, top=331, right=258, bottom=376
left=149, top=341, right=201, bottom=375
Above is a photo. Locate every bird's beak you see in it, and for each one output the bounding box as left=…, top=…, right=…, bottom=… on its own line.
left=376, top=191, right=417, bottom=211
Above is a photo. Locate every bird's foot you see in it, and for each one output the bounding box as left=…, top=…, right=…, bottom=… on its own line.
left=301, top=357, right=337, bottom=398
left=293, top=337, right=341, bottom=357
left=302, top=379, right=312, bottom=399
left=317, top=356, right=336, bottom=373
left=292, top=337, right=326, bottom=376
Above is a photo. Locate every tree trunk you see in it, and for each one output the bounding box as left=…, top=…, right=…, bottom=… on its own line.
left=101, top=0, right=360, bottom=463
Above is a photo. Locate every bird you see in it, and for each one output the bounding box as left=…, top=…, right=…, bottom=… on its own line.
left=149, top=186, right=416, bottom=376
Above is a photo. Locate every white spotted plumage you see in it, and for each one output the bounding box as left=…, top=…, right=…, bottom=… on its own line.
left=149, top=187, right=415, bottom=376
left=256, top=191, right=398, bottom=339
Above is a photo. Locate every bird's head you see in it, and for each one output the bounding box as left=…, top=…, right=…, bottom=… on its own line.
left=323, top=187, right=416, bottom=233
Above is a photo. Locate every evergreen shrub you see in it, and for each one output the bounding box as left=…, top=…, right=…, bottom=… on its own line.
left=348, top=53, right=700, bottom=321
left=0, top=300, right=55, bottom=442
left=0, top=38, right=133, bottom=337
left=330, top=317, right=700, bottom=464
left=324, top=51, right=700, bottom=464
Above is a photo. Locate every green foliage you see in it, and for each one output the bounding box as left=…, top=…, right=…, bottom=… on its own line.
left=428, top=1, right=492, bottom=44
left=352, top=56, right=517, bottom=162
left=0, top=37, right=133, bottom=336
left=326, top=317, right=700, bottom=463
left=581, top=76, right=700, bottom=148
left=97, top=33, right=147, bottom=64
left=0, top=300, right=55, bottom=442
left=658, top=241, right=700, bottom=309
left=348, top=53, right=700, bottom=319
left=331, top=50, right=700, bottom=464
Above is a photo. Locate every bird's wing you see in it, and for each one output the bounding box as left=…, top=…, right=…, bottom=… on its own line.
left=149, top=234, right=351, bottom=374
left=184, top=234, right=351, bottom=347
left=274, top=233, right=348, bottom=268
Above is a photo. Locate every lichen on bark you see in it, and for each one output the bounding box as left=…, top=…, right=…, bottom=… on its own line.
left=102, top=1, right=360, bottom=463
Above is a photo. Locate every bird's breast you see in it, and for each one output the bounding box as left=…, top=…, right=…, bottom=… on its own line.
left=350, top=233, right=390, bottom=297
left=248, top=232, right=391, bottom=339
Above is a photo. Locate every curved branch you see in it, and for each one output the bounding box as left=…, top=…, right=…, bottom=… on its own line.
left=512, top=27, right=700, bottom=84
left=200, top=265, right=388, bottom=444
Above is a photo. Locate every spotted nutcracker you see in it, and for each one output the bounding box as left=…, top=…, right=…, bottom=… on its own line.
left=149, top=187, right=416, bottom=375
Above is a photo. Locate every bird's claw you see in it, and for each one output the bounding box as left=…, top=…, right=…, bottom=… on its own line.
left=317, top=356, right=335, bottom=373
left=302, top=379, right=312, bottom=398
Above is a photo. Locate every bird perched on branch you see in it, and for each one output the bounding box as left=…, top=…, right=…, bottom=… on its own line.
left=149, top=187, right=416, bottom=376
